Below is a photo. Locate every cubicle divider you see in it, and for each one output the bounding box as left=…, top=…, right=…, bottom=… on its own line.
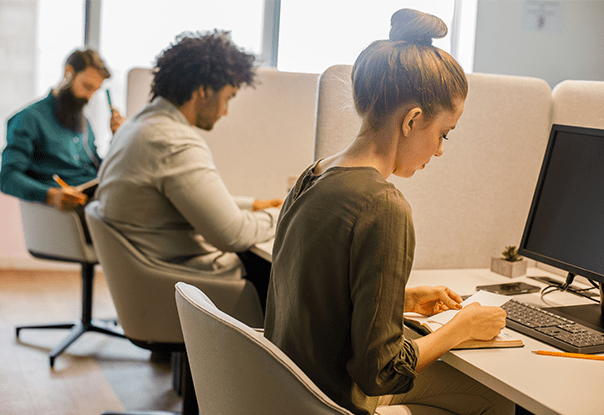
left=1, top=68, right=603, bottom=269
left=552, top=80, right=604, bottom=129
left=125, top=67, right=320, bottom=200
left=315, top=66, right=554, bottom=270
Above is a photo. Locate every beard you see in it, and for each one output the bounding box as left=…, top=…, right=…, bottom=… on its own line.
left=54, top=86, right=88, bottom=132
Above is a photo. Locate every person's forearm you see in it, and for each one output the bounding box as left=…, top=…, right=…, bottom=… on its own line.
left=0, top=169, right=50, bottom=203
left=413, top=321, right=470, bottom=373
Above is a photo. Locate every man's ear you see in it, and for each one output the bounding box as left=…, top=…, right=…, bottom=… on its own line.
left=197, top=85, right=216, bottom=101
left=401, top=107, right=422, bottom=137
left=64, top=65, right=75, bottom=81
left=196, top=85, right=207, bottom=100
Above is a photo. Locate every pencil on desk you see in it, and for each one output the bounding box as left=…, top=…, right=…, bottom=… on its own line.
left=532, top=350, right=604, bottom=361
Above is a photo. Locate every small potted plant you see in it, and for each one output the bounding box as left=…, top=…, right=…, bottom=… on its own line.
left=491, top=246, right=527, bottom=278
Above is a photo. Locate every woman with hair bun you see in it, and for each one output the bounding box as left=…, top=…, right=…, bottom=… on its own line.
left=265, top=9, right=514, bottom=415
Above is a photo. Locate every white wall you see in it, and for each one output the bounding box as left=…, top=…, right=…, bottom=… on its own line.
left=473, top=0, right=604, bottom=87
left=0, top=1, right=39, bottom=268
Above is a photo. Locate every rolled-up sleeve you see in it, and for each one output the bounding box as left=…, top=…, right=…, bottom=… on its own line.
left=347, top=189, right=418, bottom=396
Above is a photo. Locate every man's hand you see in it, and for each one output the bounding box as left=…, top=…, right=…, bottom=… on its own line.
left=110, top=107, right=124, bottom=134
left=252, top=198, right=283, bottom=211
left=46, top=186, right=87, bottom=211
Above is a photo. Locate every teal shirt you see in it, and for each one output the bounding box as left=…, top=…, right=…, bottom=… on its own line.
left=0, top=92, right=101, bottom=203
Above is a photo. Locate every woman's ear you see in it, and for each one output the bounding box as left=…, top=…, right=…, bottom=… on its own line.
left=401, top=107, right=422, bottom=137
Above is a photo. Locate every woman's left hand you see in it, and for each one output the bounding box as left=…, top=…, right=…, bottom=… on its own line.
left=405, top=285, right=463, bottom=316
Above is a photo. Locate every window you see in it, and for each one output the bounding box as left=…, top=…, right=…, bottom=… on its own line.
left=277, top=1, right=456, bottom=74
left=36, top=0, right=85, bottom=96
left=93, top=0, right=264, bottom=154
left=0, top=0, right=84, bottom=151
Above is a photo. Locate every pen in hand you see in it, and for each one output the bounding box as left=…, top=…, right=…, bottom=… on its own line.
left=532, top=350, right=604, bottom=361
left=106, top=89, right=114, bottom=113
left=52, top=174, right=87, bottom=204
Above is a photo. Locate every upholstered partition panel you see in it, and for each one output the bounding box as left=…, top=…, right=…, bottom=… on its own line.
left=552, top=80, right=604, bottom=129
left=126, top=68, right=319, bottom=200
left=315, top=66, right=553, bottom=269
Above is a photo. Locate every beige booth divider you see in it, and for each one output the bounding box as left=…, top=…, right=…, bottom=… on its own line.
left=315, top=65, right=553, bottom=269
left=126, top=68, right=319, bottom=200
left=552, top=80, right=604, bottom=129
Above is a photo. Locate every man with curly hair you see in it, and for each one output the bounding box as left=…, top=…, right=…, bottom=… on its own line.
left=95, top=31, right=281, bottom=309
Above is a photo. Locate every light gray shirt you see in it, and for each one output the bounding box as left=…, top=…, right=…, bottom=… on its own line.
left=96, top=97, right=278, bottom=278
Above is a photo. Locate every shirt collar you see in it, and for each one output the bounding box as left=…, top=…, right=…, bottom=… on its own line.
left=149, top=96, right=191, bottom=126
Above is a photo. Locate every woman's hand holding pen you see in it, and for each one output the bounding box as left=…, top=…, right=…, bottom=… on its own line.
left=449, top=303, right=507, bottom=341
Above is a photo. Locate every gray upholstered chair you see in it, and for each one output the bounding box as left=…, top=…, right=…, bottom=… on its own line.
left=176, top=282, right=448, bottom=415
left=85, top=201, right=264, bottom=415
left=15, top=200, right=124, bottom=367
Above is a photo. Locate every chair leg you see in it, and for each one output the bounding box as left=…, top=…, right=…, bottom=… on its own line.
left=15, top=263, right=125, bottom=367
left=180, top=351, right=198, bottom=415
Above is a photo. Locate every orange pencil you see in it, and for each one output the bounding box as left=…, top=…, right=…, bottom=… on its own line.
left=53, top=174, right=87, bottom=204
left=52, top=174, right=70, bottom=189
left=532, top=350, right=604, bottom=361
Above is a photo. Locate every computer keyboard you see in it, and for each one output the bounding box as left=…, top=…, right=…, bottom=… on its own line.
left=502, top=299, right=604, bottom=354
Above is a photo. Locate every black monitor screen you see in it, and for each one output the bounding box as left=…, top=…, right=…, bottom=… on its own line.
left=519, top=124, right=604, bottom=283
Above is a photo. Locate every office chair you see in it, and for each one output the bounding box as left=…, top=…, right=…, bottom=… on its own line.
left=15, top=200, right=124, bottom=368
left=85, top=201, right=264, bottom=414
left=176, top=282, right=446, bottom=415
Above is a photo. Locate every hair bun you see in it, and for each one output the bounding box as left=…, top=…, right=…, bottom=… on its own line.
left=389, top=8, right=447, bottom=45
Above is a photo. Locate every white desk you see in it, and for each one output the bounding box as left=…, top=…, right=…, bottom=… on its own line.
left=408, top=268, right=603, bottom=415
left=253, top=240, right=604, bottom=414
left=250, top=239, right=273, bottom=262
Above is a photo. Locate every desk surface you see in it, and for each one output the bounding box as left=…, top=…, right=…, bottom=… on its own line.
left=251, top=241, right=602, bottom=414
left=250, top=239, right=273, bottom=262
left=409, top=268, right=603, bottom=415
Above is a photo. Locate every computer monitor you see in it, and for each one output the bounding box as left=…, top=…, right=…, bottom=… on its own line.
left=519, top=124, right=604, bottom=331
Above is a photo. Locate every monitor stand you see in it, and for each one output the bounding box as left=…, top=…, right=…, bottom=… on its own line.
left=545, top=283, right=604, bottom=334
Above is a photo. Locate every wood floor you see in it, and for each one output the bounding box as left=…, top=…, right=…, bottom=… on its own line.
left=0, top=268, right=182, bottom=415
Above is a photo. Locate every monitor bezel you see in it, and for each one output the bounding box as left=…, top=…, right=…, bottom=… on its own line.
left=518, top=123, right=604, bottom=284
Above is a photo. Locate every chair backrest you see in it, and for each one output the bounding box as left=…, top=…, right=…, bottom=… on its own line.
left=85, top=201, right=264, bottom=344
left=175, top=281, right=355, bottom=415
left=315, top=66, right=553, bottom=269
left=19, top=200, right=96, bottom=263
left=552, top=80, right=604, bottom=129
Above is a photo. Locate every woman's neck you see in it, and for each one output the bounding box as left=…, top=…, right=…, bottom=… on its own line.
left=316, top=118, right=400, bottom=180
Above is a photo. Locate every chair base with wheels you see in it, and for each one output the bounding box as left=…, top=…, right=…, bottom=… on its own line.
left=16, top=200, right=125, bottom=367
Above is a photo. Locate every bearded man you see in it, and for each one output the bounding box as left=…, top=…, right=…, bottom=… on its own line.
left=0, top=48, right=123, bottom=212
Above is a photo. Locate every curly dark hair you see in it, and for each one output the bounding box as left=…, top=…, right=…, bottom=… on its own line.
left=151, top=30, right=257, bottom=105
